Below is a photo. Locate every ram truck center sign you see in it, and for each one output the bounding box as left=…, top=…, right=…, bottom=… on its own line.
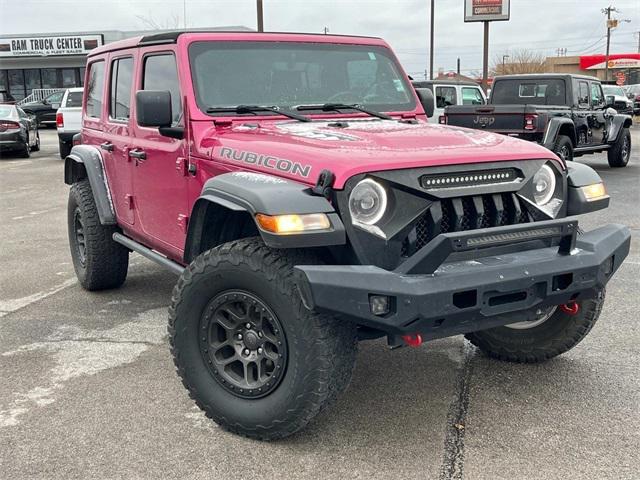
left=0, top=34, right=103, bottom=57
left=464, top=0, right=510, bottom=22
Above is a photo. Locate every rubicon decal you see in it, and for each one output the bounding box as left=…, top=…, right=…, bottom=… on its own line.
left=218, top=147, right=311, bottom=178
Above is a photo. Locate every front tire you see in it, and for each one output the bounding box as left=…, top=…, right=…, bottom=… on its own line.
left=465, top=290, right=605, bottom=363
left=553, top=134, right=573, bottom=162
left=169, top=238, right=358, bottom=440
left=68, top=179, right=129, bottom=290
left=608, top=128, right=631, bottom=167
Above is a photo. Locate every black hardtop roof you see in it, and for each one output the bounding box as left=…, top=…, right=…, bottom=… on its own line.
left=138, top=30, right=382, bottom=46
left=412, top=79, right=480, bottom=87
left=493, top=73, right=600, bottom=83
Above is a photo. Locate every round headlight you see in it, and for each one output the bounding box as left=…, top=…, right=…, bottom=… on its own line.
left=349, top=179, right=387, bottom=225
left=532, top=164, right=556, bottom=205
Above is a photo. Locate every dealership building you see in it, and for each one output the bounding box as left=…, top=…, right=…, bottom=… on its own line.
left=0, top=27, right=249, bottom=101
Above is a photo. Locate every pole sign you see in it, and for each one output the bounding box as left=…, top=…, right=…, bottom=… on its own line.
left=0, top=34, right=103, bottom=57
left=464, top=0, right=510, bottom=22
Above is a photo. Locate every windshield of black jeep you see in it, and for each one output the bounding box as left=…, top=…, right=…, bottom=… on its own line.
left=491, top=79, right=567, bottom=105
left=189, top=41, right=415, bottom=115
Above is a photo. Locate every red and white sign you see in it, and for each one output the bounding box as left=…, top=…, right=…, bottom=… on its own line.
left=616, top=72, right=626, bottom=85
left=464, top=0, right=510, bottom=22
left=580, top=54, right=640, bottom=70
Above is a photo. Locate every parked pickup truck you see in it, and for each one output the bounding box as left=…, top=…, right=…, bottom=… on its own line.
left=444, top=74, right=633, bottom=167
left=56, top=87, right=84, bottom=158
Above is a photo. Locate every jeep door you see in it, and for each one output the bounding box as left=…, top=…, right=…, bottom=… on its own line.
left=130, top=49, right=188, bottom=255
left=588, top=81, right=606, bottom=144
left=573, top=79, right=594, bottom=146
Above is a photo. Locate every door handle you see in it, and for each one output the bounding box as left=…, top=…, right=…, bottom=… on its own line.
left=100, top=142, right=114, bottom=152
left=129, top=149, right=146, bottom=161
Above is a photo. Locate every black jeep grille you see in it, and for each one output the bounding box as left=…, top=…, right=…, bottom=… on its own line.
left=402, top=193, right=530, bottom=257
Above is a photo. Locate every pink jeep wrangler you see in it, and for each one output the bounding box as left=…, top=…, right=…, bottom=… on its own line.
left=64, top=31, right=630, bottom=440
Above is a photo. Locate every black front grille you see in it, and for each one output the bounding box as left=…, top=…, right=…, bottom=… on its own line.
left=401, top=193, right=530, bottom=257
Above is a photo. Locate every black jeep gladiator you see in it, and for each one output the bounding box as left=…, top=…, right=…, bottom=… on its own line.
left=444, top=74, right=633, bottom=167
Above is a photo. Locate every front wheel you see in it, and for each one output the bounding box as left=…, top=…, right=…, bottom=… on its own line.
left=465, top=290, right=605, bottom=363
left=553, top=134, right=574, bottom=162
left=169, top=238, right=358, bottom=440
left=608, top=128, right=631, bottom=168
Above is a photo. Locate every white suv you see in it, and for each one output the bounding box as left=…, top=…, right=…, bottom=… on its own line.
left=56, top=87, right=84, bottom=158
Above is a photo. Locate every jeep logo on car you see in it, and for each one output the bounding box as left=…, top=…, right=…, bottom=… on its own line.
left=473, top=115, right=495, bottom=127
left=219, top=147, right=312, bottom=178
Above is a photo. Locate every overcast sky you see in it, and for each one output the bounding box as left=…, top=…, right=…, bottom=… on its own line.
left=1, top=0, right=638, bottom=77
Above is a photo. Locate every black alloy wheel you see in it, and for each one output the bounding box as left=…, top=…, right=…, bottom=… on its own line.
left=199, top=290, right=287, bottom=399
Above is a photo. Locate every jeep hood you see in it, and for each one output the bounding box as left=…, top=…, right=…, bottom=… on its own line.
left=196, top=118, right=558, bottom=189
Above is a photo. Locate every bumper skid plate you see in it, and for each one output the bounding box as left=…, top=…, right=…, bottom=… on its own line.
left=295, top=221, right=630, bottom=341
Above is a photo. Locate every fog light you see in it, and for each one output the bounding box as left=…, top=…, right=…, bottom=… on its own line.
left=580, top=182, right=607, bottom=201
left=369, top=295, right=390, bottom=316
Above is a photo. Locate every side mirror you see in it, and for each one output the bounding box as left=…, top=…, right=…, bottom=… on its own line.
left=415, top=88, right=435, bottom=118
left=605, top=95, right=615, bottom=108
left=136, top=90, right=173, bottom=127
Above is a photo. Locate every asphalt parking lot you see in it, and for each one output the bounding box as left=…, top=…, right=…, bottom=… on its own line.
left=1, top=127, right=638, bottom=480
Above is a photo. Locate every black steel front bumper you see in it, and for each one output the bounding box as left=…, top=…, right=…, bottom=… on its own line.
left=295, top=220, right=630, bottom=341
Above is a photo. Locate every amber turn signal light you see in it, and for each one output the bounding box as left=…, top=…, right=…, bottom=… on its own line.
left=580, top=182, right=607, bottom=201
left=255, top=213, right=331, bottom=234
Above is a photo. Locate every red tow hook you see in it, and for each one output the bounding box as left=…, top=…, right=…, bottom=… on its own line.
left=402, top=333, right=423, bottom=348
left=560, top=302, right=580, bottom=316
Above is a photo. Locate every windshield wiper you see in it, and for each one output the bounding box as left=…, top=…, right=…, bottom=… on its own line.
left=206, top=105, right=311, bottom=122
left=295, top=103, right=393, bottom=120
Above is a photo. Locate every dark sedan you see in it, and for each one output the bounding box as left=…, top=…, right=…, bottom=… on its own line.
left=0, top=105, right=40, bottom=158
left=21, top=90, right=65, bottom=127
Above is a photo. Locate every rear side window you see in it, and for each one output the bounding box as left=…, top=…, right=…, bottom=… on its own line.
left=143, top=54, right=182, bottom=125
left=86, top=61, right=105, bottom=118
left=435, top=86, right=456, bottom=108
left=65, top=91, right=83, bottom=108
left=110, top=57, right=134, bottom=120
left=577, top=81, right=589, bottom=108
left=461, top=87, right=484, bottom=105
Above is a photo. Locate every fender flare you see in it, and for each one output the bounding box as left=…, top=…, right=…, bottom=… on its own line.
left=606, top=114, right=633, bottom=144
left=566, top=162, right=609, bottom=215
left=63, top=145, right=116, bottom=225
left=542, top=117, right=576, bottom=151
left=184, top=172, right=345, bottom=262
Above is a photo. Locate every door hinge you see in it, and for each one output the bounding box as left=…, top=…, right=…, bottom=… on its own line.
left=176, top=157, right=188, bottom=176
left=178, top=214, right=189, bottom=233
left=125, top=194, right=134, bottom=210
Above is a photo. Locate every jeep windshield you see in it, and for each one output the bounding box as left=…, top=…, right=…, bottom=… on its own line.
left=491, top=79, right=567, bottom=106
left=189, top=41, right=416, bottom=116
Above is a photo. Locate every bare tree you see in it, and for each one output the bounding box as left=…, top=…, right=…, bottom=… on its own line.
left=491, top=49, right=548, bottom=76
left=136, top=12, right=183, bottom=31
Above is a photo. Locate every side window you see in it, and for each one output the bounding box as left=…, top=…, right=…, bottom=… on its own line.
left=435, top=86, right=457, bottom=108
left=110, top=57, right=134, bottom=121
left=590, top=83, right=604, bottom=107
left=86, top=61, right=105, bottom=118
left=462, top=87, right=485, bottom=105
left=142, top=54, right=182, bottom=125
left=577, top=81, right=589, bottom=108
left=47, top=91, right=64, bottom=105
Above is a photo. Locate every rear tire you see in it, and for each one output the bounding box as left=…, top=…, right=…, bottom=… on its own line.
left=553, top=134, right=573, bottom=162
left=465, top=289, right=605, bottom=363
left=20, top=139, right=31, bottom=158
left=607, top=128, right=631, bottom=168
left=68, top=179, right=129, bottom=290
left=59, top=140, right=72, bottom=159
left=169, top=238, right=358, bottom=440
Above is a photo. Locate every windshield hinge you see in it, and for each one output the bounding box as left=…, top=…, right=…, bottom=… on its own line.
left=311, top=169, right=335, bottom=199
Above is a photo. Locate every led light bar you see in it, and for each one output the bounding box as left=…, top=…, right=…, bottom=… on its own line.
left=465, top=226, right=563, bottom=247
left=421, top=168, right=521, bottom=189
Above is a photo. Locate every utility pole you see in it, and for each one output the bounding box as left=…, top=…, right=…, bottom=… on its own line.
left=603, top=6, right=614, bottom=82
left=323, top=27, right=329, bottom=35
left=429, top=0, right=435, bottom=80
left=257, top=0, right=264, bottom=32
left=457, top=57, right=461, bottom=76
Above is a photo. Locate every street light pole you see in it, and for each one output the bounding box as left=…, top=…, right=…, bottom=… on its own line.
left=429, top=0, right=434, bottom=80
left=502, top=54, right=510, bottom=74
left=604, top=6, right=613, bottom=82
left=257, top=0, right=264, bottom=32
left=482, top=21, right=489, bottom=92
